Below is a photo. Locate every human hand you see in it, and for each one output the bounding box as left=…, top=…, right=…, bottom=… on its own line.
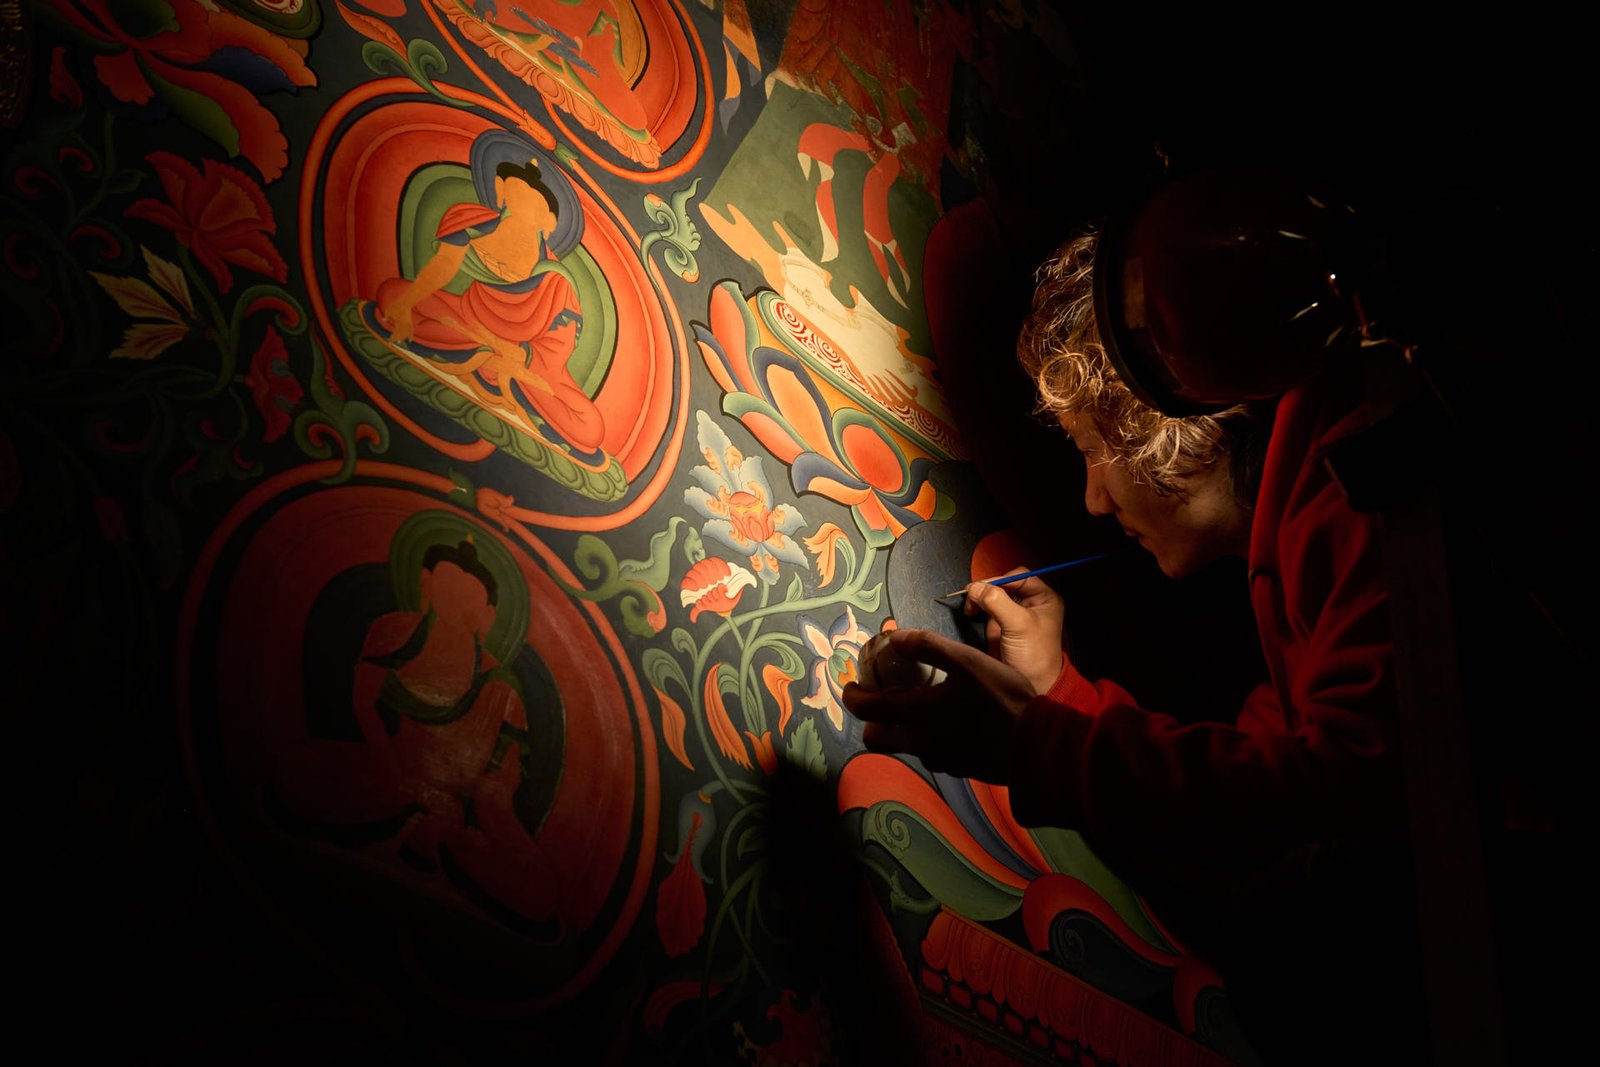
left=842, top=628, right=1036, bottom=783
left=962, top=570, right=1065, bottom=695
left=379, top=300, right=414, bottom=344
left=858, top=631, right=946, bottom=690
left=490, top=338, right=532, bottom=372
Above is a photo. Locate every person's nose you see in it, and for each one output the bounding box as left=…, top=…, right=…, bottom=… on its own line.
left=1083, top=459, right=1114, bottom=516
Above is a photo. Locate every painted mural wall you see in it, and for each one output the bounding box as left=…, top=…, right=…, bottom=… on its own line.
left=3, top=2, right=1246, bottom=1062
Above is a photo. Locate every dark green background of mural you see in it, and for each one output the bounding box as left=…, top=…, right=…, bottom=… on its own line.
left=0, top=3, right=1262, bottom=1064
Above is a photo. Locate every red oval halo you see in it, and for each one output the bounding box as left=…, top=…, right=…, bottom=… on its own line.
left=308, top=97, right=685, bottom=525
left=185, top=478, right=657, bottom=1013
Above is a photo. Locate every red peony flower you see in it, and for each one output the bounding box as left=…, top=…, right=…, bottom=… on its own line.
left=679, top=556, right=757, bottom=622
left=244, top=326, right=303, bottom=442
left=126, top=152, right=287, bottom=294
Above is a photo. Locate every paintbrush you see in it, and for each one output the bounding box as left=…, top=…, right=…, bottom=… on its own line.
left=933, top=548, right=1130, bottom=603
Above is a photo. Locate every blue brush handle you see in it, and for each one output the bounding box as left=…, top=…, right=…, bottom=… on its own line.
left=937, top=548, right=1129, bottom=601
left=987, top=549, right=1127, bottom=586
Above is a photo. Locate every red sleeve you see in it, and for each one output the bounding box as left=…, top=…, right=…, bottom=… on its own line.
left=359, top=611, right=423, bottom=660
left=435, top=202, right=501, bottom=241
left=1006, top=420, right=1403, bottom=882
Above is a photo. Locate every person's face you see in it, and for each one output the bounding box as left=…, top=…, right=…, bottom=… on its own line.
left=419, top=561, right=495, bottom=637
left=1057, top=411, right=1251, bottom=578
left=495, top=176, right=557, bottom=235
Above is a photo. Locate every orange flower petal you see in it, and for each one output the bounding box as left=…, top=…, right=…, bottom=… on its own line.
left=334, top=1, right=406, bottom=55
left=802, top=521, right=848, bottom=587
left=653, top=687, right=693, bottom=771
left=769, top=365, right=842, bottom=466
left=745, top=730, right=778, bottom=775
left=761, top=663, right=797, bottom=736
left=703, top=666, right=752, bottom=769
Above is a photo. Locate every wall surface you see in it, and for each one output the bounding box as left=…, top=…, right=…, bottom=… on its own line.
left=0, top=3, right=1356, bottom=1063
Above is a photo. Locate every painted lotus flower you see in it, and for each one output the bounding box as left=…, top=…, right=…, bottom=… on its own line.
left=679, top=557, right=757, bottom=622
left=51, top=0, right=315, bottom=182
left=694, top=282, right=947, bottom=546
left=685, top=410, right=808, bottom=585
left=800, top=606, right=872, bottom=733
left=126, top=152, right=288, bottom=295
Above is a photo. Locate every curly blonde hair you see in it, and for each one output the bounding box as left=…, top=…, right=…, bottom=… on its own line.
left=1016, top=231, right=1268, bottom=502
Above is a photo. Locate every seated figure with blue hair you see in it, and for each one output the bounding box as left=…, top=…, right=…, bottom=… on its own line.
left=377, top=157, right=606, bottom=456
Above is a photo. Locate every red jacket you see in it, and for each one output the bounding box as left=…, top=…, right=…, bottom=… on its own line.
left=1007, top=373, right=1405, bottom=891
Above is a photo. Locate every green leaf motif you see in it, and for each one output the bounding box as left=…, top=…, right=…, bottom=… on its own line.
left=640, top=178, right=703, bottom=282
left=759, top=639, right=806, bottom=684
left=737, top=825, right=765, bottom=860
left=292, top=338, right=390, bottom=485
left=562, top=521, right=686, bottom=637
left=108, top=170, right=145, bottom=196
left=125, top=1, right=182, bottom=40
left=783, top=572, right=804, bottom=603
left=683, top=525, right=706, bottom=565
left=715, top=661, right=741, bottom=699
left=861, top=854, right=941, bottom=916
left=361, top=39, right=468, bottom=109
left=855, top=511, right=897, bottom=549
left=175, top=408, right=262, bottom=498
left=860, top=800, right=1023, bottom=922
left=142, top=63, right=241, bottom=161
left=1028, top=826, right=1174, bottom=951
left=618, top=601, right=663, bottom=638
left=571, top=535, right=623, bottom=588
left=642, top=647, right=687, bottom=695
left=618, top=516, right=689, bottom=592
left=786, top=719, right=827, bottom=781
left=446, top=470, right=474, bottom=505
